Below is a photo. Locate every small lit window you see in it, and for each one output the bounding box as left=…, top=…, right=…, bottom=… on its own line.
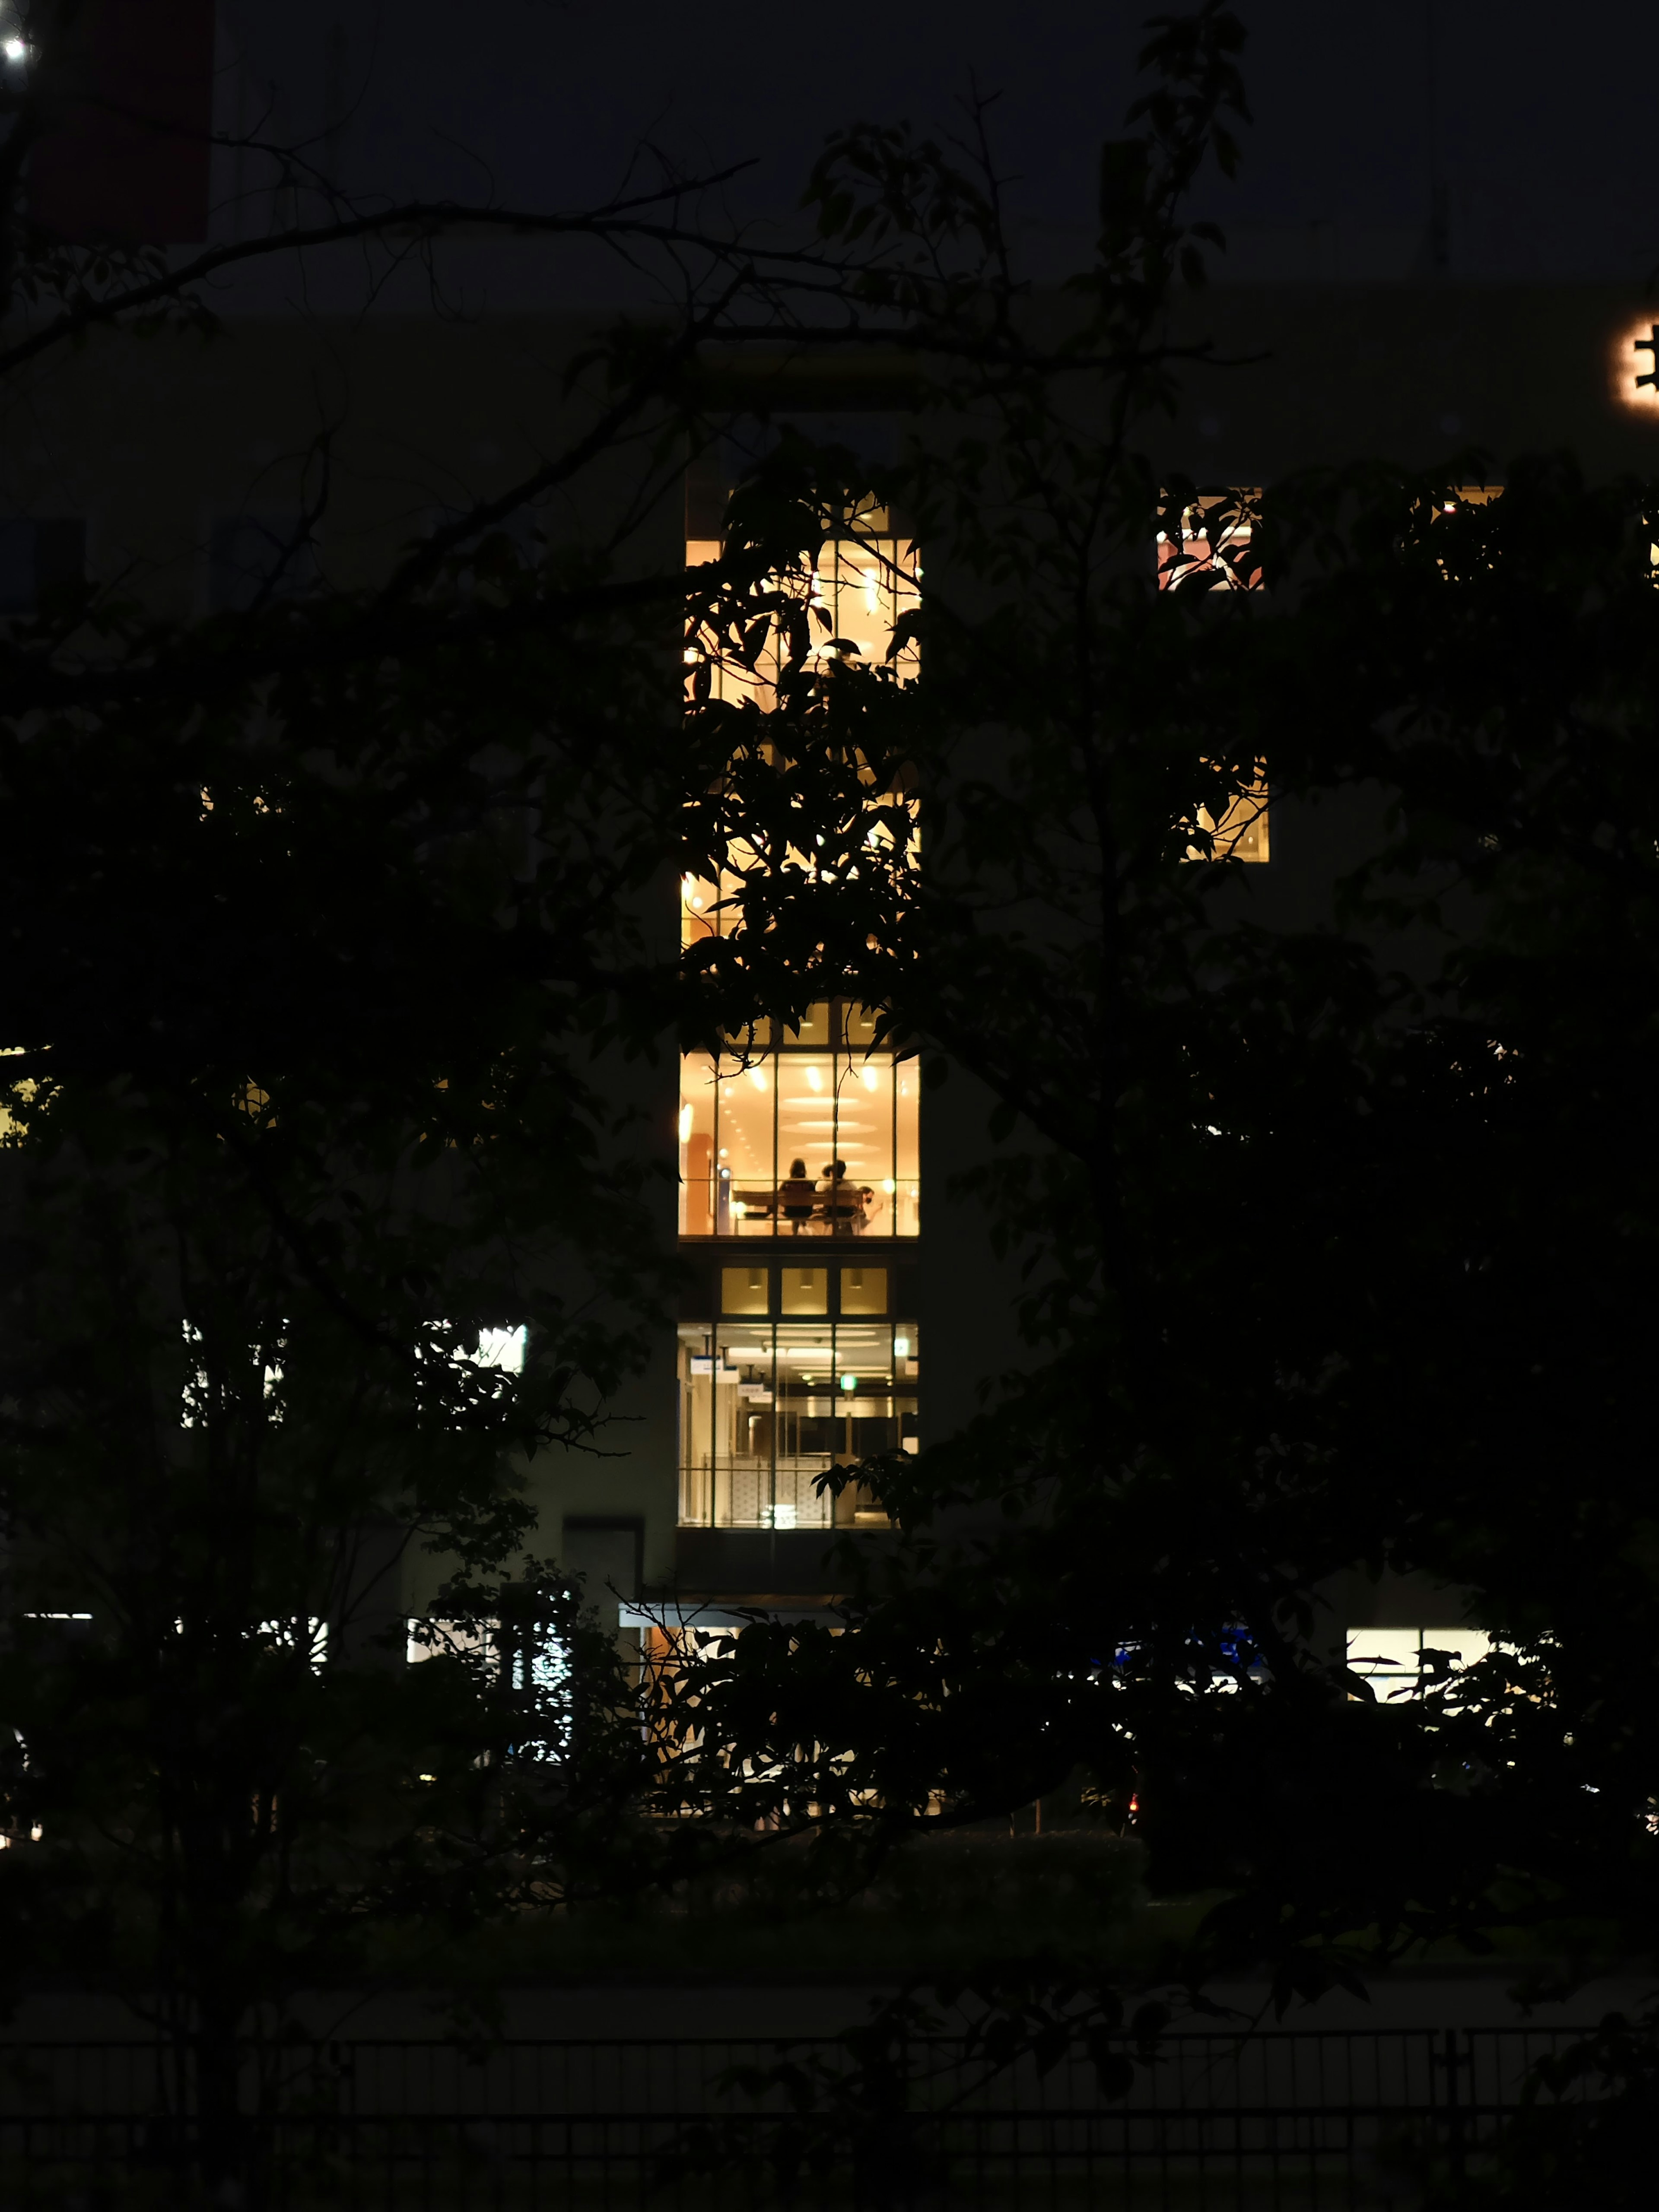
left=721, top=1266, right=770, bottom=1316
left=779, top=1267, right=828, bottom=1316
left=1156, top=489, right=1261, bottom=593
left=839, top=1266, right=888, bottom=1314
left=1188, top=766, right=1271, bottom=864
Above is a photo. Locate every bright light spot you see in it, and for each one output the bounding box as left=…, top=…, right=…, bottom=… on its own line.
left=1613, top=315, right=1659, bottom=411
left=747, top=1067, right=767, bottom=1091
left=677, top=1101, right=693, bottom=1144
left=840, top=1372, right=857, bottom=1393
left=473, top=1325, right=526, bottom=1374
left=408, top=1616, right=495, bottom=1666
left=860, top=1065, right=878, bottom=1090
left=894, top=1336, right=911, bottom=1356
left=805, top=1066, right=823, bottom=1092
left=261, top=1617, right=329, bottom=1668
left=3, top=39, right=26, bottom=63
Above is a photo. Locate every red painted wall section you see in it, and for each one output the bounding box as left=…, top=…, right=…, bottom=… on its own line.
left=29, top=0, right=216, bottom=244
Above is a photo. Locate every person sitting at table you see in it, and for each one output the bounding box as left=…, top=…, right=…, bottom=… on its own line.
left=778, top=1159, right=816, bottom=1235
left=818, top=1159, right=866, bottom=1232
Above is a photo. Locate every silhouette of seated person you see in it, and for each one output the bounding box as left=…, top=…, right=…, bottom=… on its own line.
left=817, top=1158, right=868, bottom=1232
left=777, top=1158, right=817, bottom=1235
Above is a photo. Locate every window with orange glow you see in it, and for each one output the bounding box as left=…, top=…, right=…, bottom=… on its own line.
left=686, top=499, right=919, bottom=708
left=683, top=498, right=921, bottom=1234
left=1156, top=489, right=1270, bottom=861
left=677, top=1003, right=919, bottom=1240
left=1156, top=489, right=1262, bottom=593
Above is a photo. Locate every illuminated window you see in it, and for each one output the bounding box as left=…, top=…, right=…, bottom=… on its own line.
left=407, top=1611, right=572, bottom=1761
left=677, top=1319, right=918, bottom=1529
left=721, top=1265, right=770, bottom=1315
left=779, top=1266, right=829, bottom=1315
left=1188, top=768, right=1271, bottom=865
left=1156, top=489, right=1262, bottom=593
left=1345, top=1627, right=1492, bottom=1698
left=683, top=492, right=921, bottom=1223
left=1155, top=490, right=1270, bottom=860
left=681, top=508, right=929, bottom=968
left=1614, top=316, right=1659, bottom=414
left=687, top=497, right=919, bottom=708
left=678, top=1002, right=919, bottom=1239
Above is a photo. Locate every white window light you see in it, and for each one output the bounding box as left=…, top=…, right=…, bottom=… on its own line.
left=180, top=1320, right=284, bottom=1425
left=260, top=1617, right=328, bottom=1668
left=1345, top=1627, right=1492, bottom=1696
left=470, top=1325, right=526, bottom=1374
left=407, top=1612, right=575, bottom=1765
left=514, top=1631, right=571, bottom=1701
left=407, top=1615, right=496, bottom=1666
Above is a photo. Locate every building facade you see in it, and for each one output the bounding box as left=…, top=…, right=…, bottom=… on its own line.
left=10, top=11, right=1659, bottom=1669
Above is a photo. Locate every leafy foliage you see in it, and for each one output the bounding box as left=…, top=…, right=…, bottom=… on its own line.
left=674, top=1, right=1659, bottom=2053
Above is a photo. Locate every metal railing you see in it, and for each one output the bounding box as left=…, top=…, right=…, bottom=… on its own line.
left=0, top=2024, right=1605, bottom=2208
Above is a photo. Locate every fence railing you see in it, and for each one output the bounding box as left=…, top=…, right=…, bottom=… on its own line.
left=0, top=2024, right=1608, bottom=2208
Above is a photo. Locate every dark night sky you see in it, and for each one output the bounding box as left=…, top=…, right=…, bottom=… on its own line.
left=216, top=1, right=1659, bottom=283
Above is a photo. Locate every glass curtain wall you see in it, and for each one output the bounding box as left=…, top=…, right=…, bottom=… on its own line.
left=686, top=508, right=918, bottom=706
left=677, top=1319, right=919, bottom=1529
left=682, top=507, right=921, bottom=1231
left=678, top=1004, right=919, bottom=1238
